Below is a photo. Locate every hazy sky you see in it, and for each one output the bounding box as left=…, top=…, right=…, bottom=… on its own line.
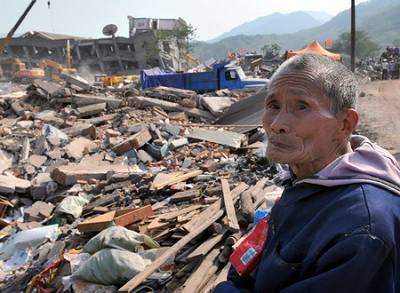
left=1, top=0, right=368, bottom=41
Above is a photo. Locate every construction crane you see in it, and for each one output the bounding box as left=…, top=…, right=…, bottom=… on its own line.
left=40, top=58, right=76, bottom=81
left=0, top=0, right=38, bottom=55
left=0, top=57, right=45, bottom=82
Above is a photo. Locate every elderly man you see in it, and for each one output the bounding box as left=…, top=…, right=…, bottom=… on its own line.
left=214, top=54, right=400, bottom=293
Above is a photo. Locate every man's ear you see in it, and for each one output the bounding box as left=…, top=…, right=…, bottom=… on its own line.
left=339, top=108, right=359, bottom=136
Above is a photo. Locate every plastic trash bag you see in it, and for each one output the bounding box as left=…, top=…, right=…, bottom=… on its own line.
left=84, top=226, right=159, bottom=254
left=0, top=224, right=59, bottom=261
left=72, top=248, right=152, bottom=285
left=55, top=195, right=89, bottom=219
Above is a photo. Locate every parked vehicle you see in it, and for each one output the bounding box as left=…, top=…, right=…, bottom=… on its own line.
left=140, top=62, right=268, bottom=92
left=94, top=74, right=139, bottom=87
left=0, top=57, right=45, bottom=82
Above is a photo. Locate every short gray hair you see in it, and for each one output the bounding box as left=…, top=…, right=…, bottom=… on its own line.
left=270, top=54, right=359, bottom=114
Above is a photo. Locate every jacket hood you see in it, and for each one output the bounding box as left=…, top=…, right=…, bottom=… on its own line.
left=275, top=136, right=400, bottom=195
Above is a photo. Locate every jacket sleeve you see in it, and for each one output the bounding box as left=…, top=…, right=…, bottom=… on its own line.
left=281, top=232, right=394, bottom=293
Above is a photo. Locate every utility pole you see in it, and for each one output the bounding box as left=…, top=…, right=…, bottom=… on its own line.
left=351, top=0, right=356, bottom=72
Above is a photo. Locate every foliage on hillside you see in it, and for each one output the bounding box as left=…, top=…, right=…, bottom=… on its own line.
left=192, top=1, right=400, bottom=61
left=332, top=31, right=381, bottom=58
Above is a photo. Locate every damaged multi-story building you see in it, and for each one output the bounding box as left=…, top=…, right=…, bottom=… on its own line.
left=0, top=16, right=194, bottom=76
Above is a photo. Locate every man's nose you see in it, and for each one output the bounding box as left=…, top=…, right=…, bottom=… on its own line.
left=270, top=110, right=290, bottom=133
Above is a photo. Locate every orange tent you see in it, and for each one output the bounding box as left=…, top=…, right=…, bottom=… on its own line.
left=287, top=40, right=341, bottom=61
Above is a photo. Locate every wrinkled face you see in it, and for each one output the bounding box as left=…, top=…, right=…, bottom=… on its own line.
left=263, top=69, right=343, bottom=166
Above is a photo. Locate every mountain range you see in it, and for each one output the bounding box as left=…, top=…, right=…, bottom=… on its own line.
left=208, top=11, right=332, bottom=43
left=193, top=0, right=400, bottom=61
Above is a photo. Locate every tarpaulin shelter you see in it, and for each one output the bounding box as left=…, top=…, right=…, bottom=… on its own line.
left=287, top=40, right=341, bottom=61
left=140, top=67, right=183, bottom=90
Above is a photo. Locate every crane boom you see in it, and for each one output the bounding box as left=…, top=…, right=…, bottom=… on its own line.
left=0, top=0, right=37, bottom=55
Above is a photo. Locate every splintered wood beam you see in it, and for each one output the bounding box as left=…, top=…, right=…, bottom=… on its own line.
left=118, top=208, right=224, bottom=293
left=200, top=262, right=230, bottom=293
left=182, top=182, right=248, bottom=233
left=152, top=170, right=203, bottom=190
left=221, top=179, right=240, bottom=232
left=181, top=247, right=221, bottom=293
left=187, top=229, right=228, bottom=261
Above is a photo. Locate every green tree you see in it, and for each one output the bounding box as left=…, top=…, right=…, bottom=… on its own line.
left=331, top=31, right=380, bottom=58
left=261, top=43, right=281, bottom=59
left=156, top=23, right=197, bottom=52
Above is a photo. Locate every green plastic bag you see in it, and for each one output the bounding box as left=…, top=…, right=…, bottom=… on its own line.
left=55, top=196, right=89, bottom=219
left=83, top=226, right=159, bottom=254
left=73, top=249, right=152, bottom=285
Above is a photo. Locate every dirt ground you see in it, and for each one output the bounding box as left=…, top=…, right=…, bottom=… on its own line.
left=357, top=79, right=400, bottom=160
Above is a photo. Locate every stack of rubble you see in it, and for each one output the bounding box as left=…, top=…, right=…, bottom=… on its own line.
left=0, top=77, right=280, bottom=293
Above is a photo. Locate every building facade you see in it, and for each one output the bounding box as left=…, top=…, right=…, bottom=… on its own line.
left=0, top=17, right=191, bottom=77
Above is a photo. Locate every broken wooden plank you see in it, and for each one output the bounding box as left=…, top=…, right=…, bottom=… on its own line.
left=118, top=208, right=224, bottom=292
left=187, top=229, right=228, bottom=261
left=201, top=262, right=230, bottom=293
left=77, top=210, right=116, bottom=233
left=251, top=178, right=268, bottom=199
left=169, top=189, right=201, bottom=203
left=177, top=209, right=200, bottom=222
left=221, top=179, right=240, bottom=232
left=91, top=206, right=109, bottom=214
left=152, top=170, right=203, bottom=190
left=112, top=128, right=152, bottom=155
left=157, top=205, right=203, bottom=221
left=152, top=228, right=174, bottom=242
left=151, top=196, right=172, bottom=211
left=187, top=128, right=246, bottom=149
left=83, top=193, right=121, bottom=215
left=199, top=275, right=218, bottom=293
left=78, top=205, right=152, bottom=233
left=0, top=196, right=14, bottom=218
left=147, top=218, right=174, bottom=231
left=182, top=182, right=248, bottom=233
left=181, top=248, right=221, bottom=293
left=240, top=186, right=255, bottom=225
left=114, top=205, right=153, bottom=227
left=103, top=180, right=132, bottom=193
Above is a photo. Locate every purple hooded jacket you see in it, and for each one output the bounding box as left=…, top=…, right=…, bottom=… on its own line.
left=215, top=136, right=400, bottom=293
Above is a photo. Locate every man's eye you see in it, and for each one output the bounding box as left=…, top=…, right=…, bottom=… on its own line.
left=266, top=103, right=279, bottom=110
left=296, top=103, right=308, bottom=110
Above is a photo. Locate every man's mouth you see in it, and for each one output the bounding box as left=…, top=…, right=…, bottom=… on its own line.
left=268, top=136, right=297, bottom=150
left=269, top=141, right=292, bottom=149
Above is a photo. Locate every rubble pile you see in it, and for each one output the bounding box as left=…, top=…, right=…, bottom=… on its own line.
left=0, top=77, right=281, bottom=293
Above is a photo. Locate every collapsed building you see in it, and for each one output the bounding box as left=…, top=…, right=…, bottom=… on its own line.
left=0, top=17, right=193, bottom=76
